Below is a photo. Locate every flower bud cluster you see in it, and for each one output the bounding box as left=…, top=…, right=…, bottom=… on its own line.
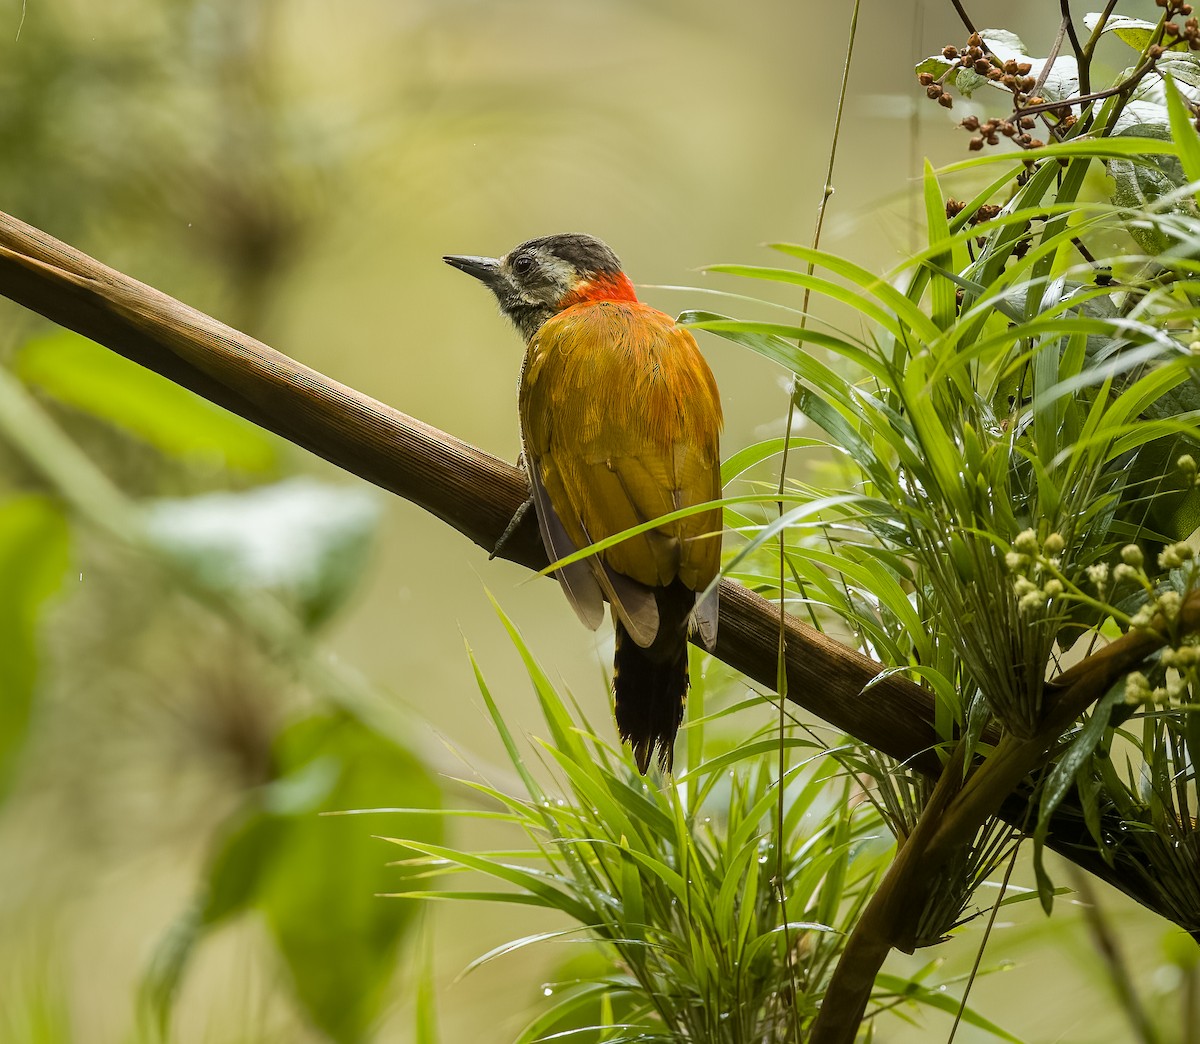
left=1159, top=541, right=1196, bottom=571
left=1005, top=528, right=1067, bottom=614
left=1124, top=636, right=1199, bottom=708
left=1130, top=589, right=1183, bottom=629
left=1177, top=454, right=1199, bottom=490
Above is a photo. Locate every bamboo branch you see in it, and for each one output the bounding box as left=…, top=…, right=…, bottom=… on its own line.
left=0, top=206, right=1178, bottom=921
left=0, top=207, right=939, bottom=767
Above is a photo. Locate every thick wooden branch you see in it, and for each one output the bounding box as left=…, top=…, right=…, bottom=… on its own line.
left=0, top=208, right=936, bottom=764
left=0, top=208, right=1174, bottom=922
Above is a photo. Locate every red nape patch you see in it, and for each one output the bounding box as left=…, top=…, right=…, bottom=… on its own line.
left=563, top=271, right=639, bottom=306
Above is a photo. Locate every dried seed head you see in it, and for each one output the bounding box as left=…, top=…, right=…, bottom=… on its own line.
left=968, top=32, right=982, bottom=47
left=918, top=71, right=936, bottom=85
left=987, top=67, right=1003, bottom=80
left=969, top=135, right=985, bottom=151
left=974, top=58, right=991, bottom=74
left=1020, top=115, right=1036, bottom=129
left=1016, top=61, right=1032, bottom=75
left=961, top=114, right=980, bottom=130
left=927, top=84, right=943, bottom=99
left=1150, top=43, right=1165, bottom=57
left=938, top=92, right=954, bottom=108
left=943, top=44, right=959, bottom=58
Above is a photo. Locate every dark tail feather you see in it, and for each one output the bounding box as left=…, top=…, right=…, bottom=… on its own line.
left=612, top=580, right=694, bottom=774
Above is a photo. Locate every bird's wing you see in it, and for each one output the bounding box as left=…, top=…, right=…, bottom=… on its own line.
left=520, top=302, right=723, bottom=647
left=525, top=459, right=606, bottom=631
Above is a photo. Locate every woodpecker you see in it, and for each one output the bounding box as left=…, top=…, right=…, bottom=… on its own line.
left=445, top=233, right=723, bottom=773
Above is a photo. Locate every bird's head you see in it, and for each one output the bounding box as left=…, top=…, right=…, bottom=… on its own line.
left=444, top=232, right=638, bottom=341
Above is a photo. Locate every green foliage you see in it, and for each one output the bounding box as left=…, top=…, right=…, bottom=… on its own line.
left=142, top=710, right=443, bottom=1044
left=15, top=331, right=278, bottom=473
left=377, top=604, right=1018, bottom=1042
left=680, top=44, right=1200, bottom=956
left=0, top=495, right=69, bottom=797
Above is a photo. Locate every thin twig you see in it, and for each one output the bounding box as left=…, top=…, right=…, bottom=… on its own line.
left=774, top=3, right=862, bottom=1037
left=949, top=0, right=977, bottom=35
left=1060, top=0, right=1085, bottom=64
left=1015, top=55, right=1159, bottom=118
left=1031, top=14, right=1071, bottom=101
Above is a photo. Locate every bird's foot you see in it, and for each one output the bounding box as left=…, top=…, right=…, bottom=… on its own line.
left=490, top=496, right=534, bottom=561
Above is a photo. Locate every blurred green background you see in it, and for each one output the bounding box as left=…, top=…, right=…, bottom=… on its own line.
left=1, top=1, right=1193, bottom=1041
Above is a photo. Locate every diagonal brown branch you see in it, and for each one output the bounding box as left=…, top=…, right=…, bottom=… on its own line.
left=0, top=206, right=1179, bottom=923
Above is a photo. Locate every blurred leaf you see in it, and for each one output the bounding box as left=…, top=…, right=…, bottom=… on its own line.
left=15, top=330, right=278, bottom=472
left=873, top=972, right=1026, bottom=1042
left=414, top=923, right=439, bottom=1044
left=145, top=711, right=441, bottom=1044
left=145, top=478, right=382, bottom=627
left=0, top=495, right=69, bottom=797
left=261, top=712, right=442, bottom=1043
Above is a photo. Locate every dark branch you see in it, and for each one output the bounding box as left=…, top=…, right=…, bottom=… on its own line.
left=1060, top=0, right=1085, bottom=65
left=949, top=0, right=977, bottom=35
left=0, top=206, right=1183, bottom=926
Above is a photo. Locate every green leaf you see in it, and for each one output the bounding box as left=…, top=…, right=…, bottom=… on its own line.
left=145, top=478, right=381, bottom=627
left=0, top=496, right=69, bottom=797
left=146, top=711, right=442, bottom=1044
left=261, top=713, right=442, bottom=1042
left=922, top=160, right=957, bottom=332
left=1031, top=684, right=1126, bottom=913
left=1165, top=75, right=1200, bottom=200
left=15, top=330, right=278, bottom=472
left=1082, top=13, right=1159, bottom=52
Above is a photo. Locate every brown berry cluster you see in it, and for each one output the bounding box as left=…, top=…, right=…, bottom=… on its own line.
left=916, top=33, right=1041, bottom=110
left=943, top=199, right=1002, bottom=224
left=1154, top=0, right=1200, bottom=56
left=917, top=32, right=1062, bottom=151
left=1162, top=16, right=1200, bottom=50
left=959, top=114, right=1044, bottom=152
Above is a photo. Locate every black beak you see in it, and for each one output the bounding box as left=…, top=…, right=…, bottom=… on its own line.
left=443, top=254, right=501, bottom=286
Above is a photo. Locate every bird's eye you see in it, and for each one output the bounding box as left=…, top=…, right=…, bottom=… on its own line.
left=512, top=255, right=535, bottom=275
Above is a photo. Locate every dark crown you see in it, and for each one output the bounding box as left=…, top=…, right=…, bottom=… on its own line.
left=513, top=233, right=623, bottom=276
